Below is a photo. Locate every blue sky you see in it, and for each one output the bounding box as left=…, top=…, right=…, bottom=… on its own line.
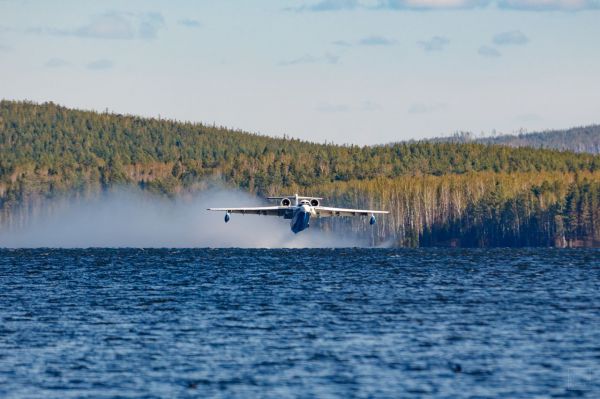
left=1, top=0, right=599, bottom=144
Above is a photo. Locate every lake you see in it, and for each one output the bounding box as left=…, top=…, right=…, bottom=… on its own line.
left=1, top=248, right=598, bottom=398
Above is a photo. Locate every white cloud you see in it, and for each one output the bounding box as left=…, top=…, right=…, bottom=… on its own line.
left=333, top=36, right=398, bottom=46
left=70, top=12, right=135, bottom=39
left=138, top=13, right=165, bottom=40
left=498, top=0, right=599, bottom=10
left=31, top=12, right=165, bottom=40
left=478, top=45, right=501, bottom=57
left=288, top=0, right=361, bottom=11
left=493, top=30, right=529, bottom=45
left=292, top=0, right=489, bottom=11
left=377, top=0, right=489, bottom=9
left=418, top=36, right=450, bottom=51
left=45, top=58, right=70, bottom=68
left=291, top=0, right=599, bottom=10
left=358, top=35, right=398, bottom=45
left=86, top=59, right=114, bottom=70
left=280, top=53, right=340, bottom=66
left=178, top=19, right=202, bottom=28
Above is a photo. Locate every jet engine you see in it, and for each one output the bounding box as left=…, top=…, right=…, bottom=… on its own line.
left=281, top=198, right=291, bottom=206
left=310, top=199, right=320, bottom=207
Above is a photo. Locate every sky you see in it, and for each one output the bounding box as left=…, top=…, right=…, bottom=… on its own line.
left=1, top=0, right=599, bottom=145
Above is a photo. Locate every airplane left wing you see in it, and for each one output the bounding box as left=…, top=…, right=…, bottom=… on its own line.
left=313, top=206, right=389, bottom=217
left=207, top=206, right=286, bottom=216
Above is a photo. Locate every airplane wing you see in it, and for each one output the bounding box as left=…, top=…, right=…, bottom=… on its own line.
left=313, top=206, right=389, bottom=217
left=206, top=206, right=287, bottom=216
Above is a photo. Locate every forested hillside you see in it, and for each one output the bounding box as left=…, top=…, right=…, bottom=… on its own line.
left=1, top=100, right=599, bottom=247
left=436, top=125, right=600, bottom=154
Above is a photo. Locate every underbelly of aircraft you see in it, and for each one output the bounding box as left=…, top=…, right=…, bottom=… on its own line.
left=291, top=211, right=311, bottom=234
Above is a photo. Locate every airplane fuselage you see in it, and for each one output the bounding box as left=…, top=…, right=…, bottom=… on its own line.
left=290, top=204, right=312, bottom=234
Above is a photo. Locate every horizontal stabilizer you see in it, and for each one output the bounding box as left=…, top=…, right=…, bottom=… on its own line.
left=267, top=195, right=323, bottom=200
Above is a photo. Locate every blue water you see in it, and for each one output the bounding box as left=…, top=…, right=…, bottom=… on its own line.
left=0, top=249, right=599, bottom=398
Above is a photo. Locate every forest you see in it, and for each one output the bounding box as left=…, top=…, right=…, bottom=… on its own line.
left=1, top=100, right=599, bottom=247
left=434, top=125, right=600, bottom=154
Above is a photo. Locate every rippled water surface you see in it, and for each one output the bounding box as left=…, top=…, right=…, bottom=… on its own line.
left=1, top=249, right=599, bottom=398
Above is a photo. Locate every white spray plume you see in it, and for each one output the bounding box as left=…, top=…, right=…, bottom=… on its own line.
left=0, top=188, right=367, bottom=248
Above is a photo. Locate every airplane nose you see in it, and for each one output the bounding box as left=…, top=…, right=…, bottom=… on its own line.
left=302, top=205, right=311, bottom=212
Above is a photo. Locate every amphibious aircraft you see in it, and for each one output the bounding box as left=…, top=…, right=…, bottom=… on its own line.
left=207, top=194, right=389, bottom=234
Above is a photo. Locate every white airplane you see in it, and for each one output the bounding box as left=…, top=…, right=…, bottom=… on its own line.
left=207, top=194, right=389, bottom=234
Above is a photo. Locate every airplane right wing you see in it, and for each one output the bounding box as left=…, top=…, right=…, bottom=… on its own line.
left=313, top=206, right=389, bottom=217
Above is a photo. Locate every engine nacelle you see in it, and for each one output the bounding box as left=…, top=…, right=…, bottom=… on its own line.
left=310, top=198, right=320, bottom=207
left=225, top=212, right=231, bottom=223
left=281, top=198, right=291, bottom=206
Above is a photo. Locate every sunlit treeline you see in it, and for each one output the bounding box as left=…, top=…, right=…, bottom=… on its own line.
left=311, top=172, right=600, bottom=247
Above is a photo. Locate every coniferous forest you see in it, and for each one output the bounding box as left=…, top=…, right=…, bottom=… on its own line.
left=1, top=100, right=599, bottom=247
left=432, top=125, right=600, bottom=154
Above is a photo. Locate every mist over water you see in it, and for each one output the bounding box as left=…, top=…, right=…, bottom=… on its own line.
left=0, top=189, right=365, bottom=248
